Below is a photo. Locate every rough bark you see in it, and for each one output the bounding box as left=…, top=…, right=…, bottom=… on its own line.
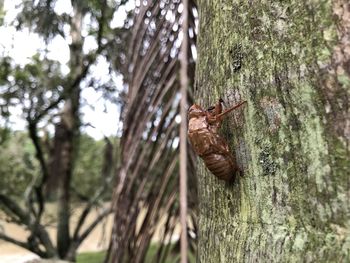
left=195, top=1, right=350, bottom=262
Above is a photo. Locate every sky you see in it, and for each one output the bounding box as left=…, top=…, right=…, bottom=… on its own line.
left=0, top=0, right=134, bottom=139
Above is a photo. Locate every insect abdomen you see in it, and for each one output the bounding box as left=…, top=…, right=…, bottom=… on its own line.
left=202, top=153, right=237, bottom=181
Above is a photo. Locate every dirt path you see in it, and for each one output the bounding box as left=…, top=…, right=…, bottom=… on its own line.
left=0, top=203, right=113, bottom=261
left=0, top=203, right=180, bottom=262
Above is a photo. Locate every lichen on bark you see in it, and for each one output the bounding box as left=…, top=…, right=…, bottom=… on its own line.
left=195, top=0, right=350, bottom=262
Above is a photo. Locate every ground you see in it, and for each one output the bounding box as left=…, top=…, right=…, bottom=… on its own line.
left=0, top=203, right=113, bottom=262
left=0, top=203, right=181, bottom=263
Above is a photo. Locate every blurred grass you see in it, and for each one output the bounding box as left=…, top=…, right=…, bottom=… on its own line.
left=76, top=243, right=195, bottom=263
left=77, top=251, right=106, bottom=263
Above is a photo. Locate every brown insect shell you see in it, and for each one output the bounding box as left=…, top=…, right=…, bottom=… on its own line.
left=188, top=104, right=237, bottom=181
left=187, top=105, right=212, bottom=156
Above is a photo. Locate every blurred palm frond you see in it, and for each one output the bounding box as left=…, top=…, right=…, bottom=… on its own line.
left=106, top=1, right=198, bottom=262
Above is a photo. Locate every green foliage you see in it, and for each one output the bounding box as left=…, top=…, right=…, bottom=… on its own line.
left=15, top=0, right=118, bottom=41
left=73, top=134, right=114, bottom=200
left=15, top=0, right=68, bottom=40
left=0, top=131, right=37, bottom=197
left=0, top=0, right=131, bottom=122
left=0, top=56, right=11, bottom=86
left=0, top=126, right=10, bottom=145
left=0, top=54, right=64, bottom=123
left=0, top=129, right=114, bottom=200
left=0, top=0, right=4, bottom=26
left=0, top=0, right=129, bottom=258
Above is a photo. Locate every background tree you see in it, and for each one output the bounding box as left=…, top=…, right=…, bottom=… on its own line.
left=195, top=0, right=350, bottom=262
left=0, top=0, right=129, bottom=260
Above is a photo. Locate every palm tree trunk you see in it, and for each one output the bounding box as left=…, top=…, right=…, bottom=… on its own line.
left=195, top=0, right=350, bottom=262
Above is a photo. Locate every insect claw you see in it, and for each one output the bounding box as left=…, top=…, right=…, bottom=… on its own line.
left=219, top=98, right=226, bottom=106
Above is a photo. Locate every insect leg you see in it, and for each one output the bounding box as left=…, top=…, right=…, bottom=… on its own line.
left=214, top=99, right=223, bottom=115
left=216, top=101, right=247, bottom=119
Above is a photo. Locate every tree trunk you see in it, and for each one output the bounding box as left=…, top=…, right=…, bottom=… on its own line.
left=195, top=1, right=349, bottom=262
left=56, top=2, right=83, bottom=260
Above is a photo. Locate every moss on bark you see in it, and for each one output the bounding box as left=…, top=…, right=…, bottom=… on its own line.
left=195, top=0, right=350, bottom=262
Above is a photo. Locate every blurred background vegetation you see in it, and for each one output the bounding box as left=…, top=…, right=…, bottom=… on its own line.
left=0, top=0, right=197, bottom=262
left=0, top=131, right=112, bottom=200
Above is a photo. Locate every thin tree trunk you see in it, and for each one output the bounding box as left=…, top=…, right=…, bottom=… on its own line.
left=196, top=0, right=350, bottom=262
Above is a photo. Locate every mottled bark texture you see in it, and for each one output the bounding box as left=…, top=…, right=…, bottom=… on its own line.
left=195, top=0, right=349, bottom=262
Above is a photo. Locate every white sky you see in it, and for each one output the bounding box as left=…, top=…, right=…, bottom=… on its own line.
left=0, top=0, right=134, bottom=139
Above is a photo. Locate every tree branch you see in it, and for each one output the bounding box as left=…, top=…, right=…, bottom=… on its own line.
left=76, top=207, right=112, bottom=245
left=72, top=186, right=106, bottom=240
left=0, top=193, right=56, bottom=257
left=0, top=194, right=30, bottom=224
left=73, top=138, right=114, bottom=240
left=26, top=120, right=48, bottom=219
left=0, top=232, right=49, bottom=258
left=34, top=94, right=65, bottom=122
left=97, top=0, right=107, bottom=49
left=0, top=233, right=31, bottom=250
